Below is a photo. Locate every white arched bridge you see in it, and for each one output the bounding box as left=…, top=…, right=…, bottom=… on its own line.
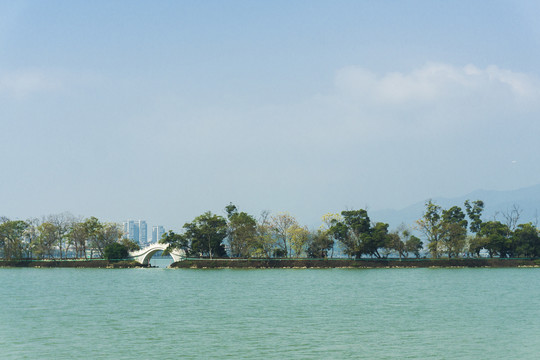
left=128, top=243, right=186, bottom=266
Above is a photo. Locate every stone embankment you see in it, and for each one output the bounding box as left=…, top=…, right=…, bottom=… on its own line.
left=170, top=258, right=540, bottom=269
left=0, top=260, right=143, bottom=268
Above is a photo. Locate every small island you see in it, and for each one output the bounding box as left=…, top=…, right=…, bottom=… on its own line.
left=2, top=200, right=540, bottom=268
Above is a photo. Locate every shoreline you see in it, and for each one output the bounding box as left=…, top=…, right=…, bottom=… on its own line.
left=1, top=258, right=539, bottom=269
left=0, top=260, right=143, bottom=268
left=169, top=258, right=540, bottom=269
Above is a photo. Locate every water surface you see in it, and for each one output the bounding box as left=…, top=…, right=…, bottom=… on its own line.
left=1, top=267, right=539, bottom=359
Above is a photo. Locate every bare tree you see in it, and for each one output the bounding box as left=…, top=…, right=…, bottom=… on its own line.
left=502, top=205, right=522, bottom=232
left=254, top=211, right=277, bottom=258
left=46, top=212, right=76, bottom=259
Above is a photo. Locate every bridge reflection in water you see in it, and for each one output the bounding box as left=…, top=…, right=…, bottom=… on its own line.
left=149, top=256, right=174, bottom=268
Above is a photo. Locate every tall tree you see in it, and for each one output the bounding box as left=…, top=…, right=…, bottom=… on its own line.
left=93, top=223, right=123, bottom=258
left=320, top=213, right=340, bottom=258
left=253, top=211, right=278, bottom=258
left=416, top=200, right=443, bottom=258
left=46, top=212, right=75, bottom=259
left=22, top=218, right=40, bottom=259
left=405, top=235, right=423, bottom=258
left=464, top=200, right=485, bottom=257
left=467, top=235, right=487, bottom=258
left=306, top=230, right=334, bottom=258
left=464, top=200, right=484, bottom=234
left=35, top=222, right=58, bottom=259
left=288, top=224, right=310, bottom=257
left=0, top=220, right=28, bottom=260
left=184, top=212, right=227, bottom=259
left=121, top=237, right=141, bottom=252
left=479, top=221, right=511, bottom=258
left=331, top=209, right=372, bottom=258
left=502, top=205, right=522, bottom=232
left=440, top=206, right=468, bottom=258
left=84, top=217, right=103, bottom=258
left=226, top=204, right=258, bottom=258
left=68, top=220, right=89, bottom=258
left=513, top=223, right=540, bottom=258
left=270, top=212, right=298, bottom=257
left=160, top=230, right=189, bottom=254
left=364, top=222, right=390, bottom=258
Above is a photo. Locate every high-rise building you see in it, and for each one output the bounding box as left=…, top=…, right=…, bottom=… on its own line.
left=123, top=219, right=147, bottom=245
left=138, top=220, right=147, bottom=246
left=123, top=220, right=137, bottom=242
left=152, top=225, right=165, bottom=243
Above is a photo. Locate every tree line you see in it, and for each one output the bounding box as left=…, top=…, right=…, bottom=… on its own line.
left=417, top=200, right=540, bottom=258
left=0, top=213, right=139, bottom=260
left=2, top=199, right=540, bottom=261
left=158, top=203, right=423, bottom=259
left=160, top=201, right=540, bottom=260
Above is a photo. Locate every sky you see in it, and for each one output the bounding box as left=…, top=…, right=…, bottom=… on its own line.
left=2, top=0, right=540, bottom=231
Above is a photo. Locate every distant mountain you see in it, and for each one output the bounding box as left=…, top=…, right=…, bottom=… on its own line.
left=371, top=183, right=540, bottom=230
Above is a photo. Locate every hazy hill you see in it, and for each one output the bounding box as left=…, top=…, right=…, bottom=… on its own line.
left=371, top=183, right=540, bottom=230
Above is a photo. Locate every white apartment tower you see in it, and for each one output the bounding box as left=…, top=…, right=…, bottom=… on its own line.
left=123, top=219, right=147, bottom=245
left=138, top=220, right=147, bottom=246
left=152, top=225, right=165, bottom=243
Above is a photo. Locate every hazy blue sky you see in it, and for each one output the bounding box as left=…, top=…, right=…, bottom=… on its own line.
left=2, top=0, right=540, bottom=230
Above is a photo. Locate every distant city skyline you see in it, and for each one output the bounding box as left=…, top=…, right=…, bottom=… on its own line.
left=123, top=220, right=165, bottom=245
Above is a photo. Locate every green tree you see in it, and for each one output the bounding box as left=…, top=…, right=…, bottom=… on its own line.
left=338, top=209, right=371, bottom=258
left=94, top=223, right=123, bottom=258
left=160, top=230, right=189, bottom=254
left=364, top=222, right=390, bottom=258
left=405, top=235, right=423, bottom=258
left=121, top=238, right=141, bottom=252
left=320, top=213, right=341, bottom=257
left=288, top=224, right=310, bottom=257
left=464, top=200, right=485, bottom=257
left=184, top=211, right=227, bottom=258
left=467, top=235, right=487, bottom=257
left=386, top=231, right=405, bottom=259
left=21, top=218, right=40, bottom=259
left=306, top=230, right=334, bottom=258
left=0, top=220, right=29, bottom=260
left=440, top=206, right=468, bottom=258
left=479, top=221, right=511, bottom=258
left=103, top=242, right=129, bottom=260
left=416, top=200, right=444, bottom=258
left=464, top=200, right=484, bottom=234
left=226, top=204, right=258, bottom=258
left=330, top=209, right=382, bottom=259
left=513, top=223, right=540, bottom=258
left=35, top=222, right=58, bottom=259
left=84, top=217, right=103, bottom=258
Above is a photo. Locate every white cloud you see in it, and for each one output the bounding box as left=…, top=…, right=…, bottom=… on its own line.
left=333, top=62, right=540, bottom=105
left=302, top=62, right=540, bottom=144
left=0, top=70, right=62, bottom=98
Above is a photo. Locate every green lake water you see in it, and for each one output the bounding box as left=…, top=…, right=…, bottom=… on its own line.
left=1, top=267, right=540, bottom=359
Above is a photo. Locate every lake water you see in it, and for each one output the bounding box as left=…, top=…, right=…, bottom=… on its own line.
left=1, top=267, right=540, bottom=359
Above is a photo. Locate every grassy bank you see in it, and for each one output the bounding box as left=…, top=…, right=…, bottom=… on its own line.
left=0, top=260, right=143, bottom=268
left=170, top=258, right=540, bottom=269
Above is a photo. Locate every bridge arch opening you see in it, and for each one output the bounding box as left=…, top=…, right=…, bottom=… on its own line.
left=148, top=251, right=174, bottom=268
